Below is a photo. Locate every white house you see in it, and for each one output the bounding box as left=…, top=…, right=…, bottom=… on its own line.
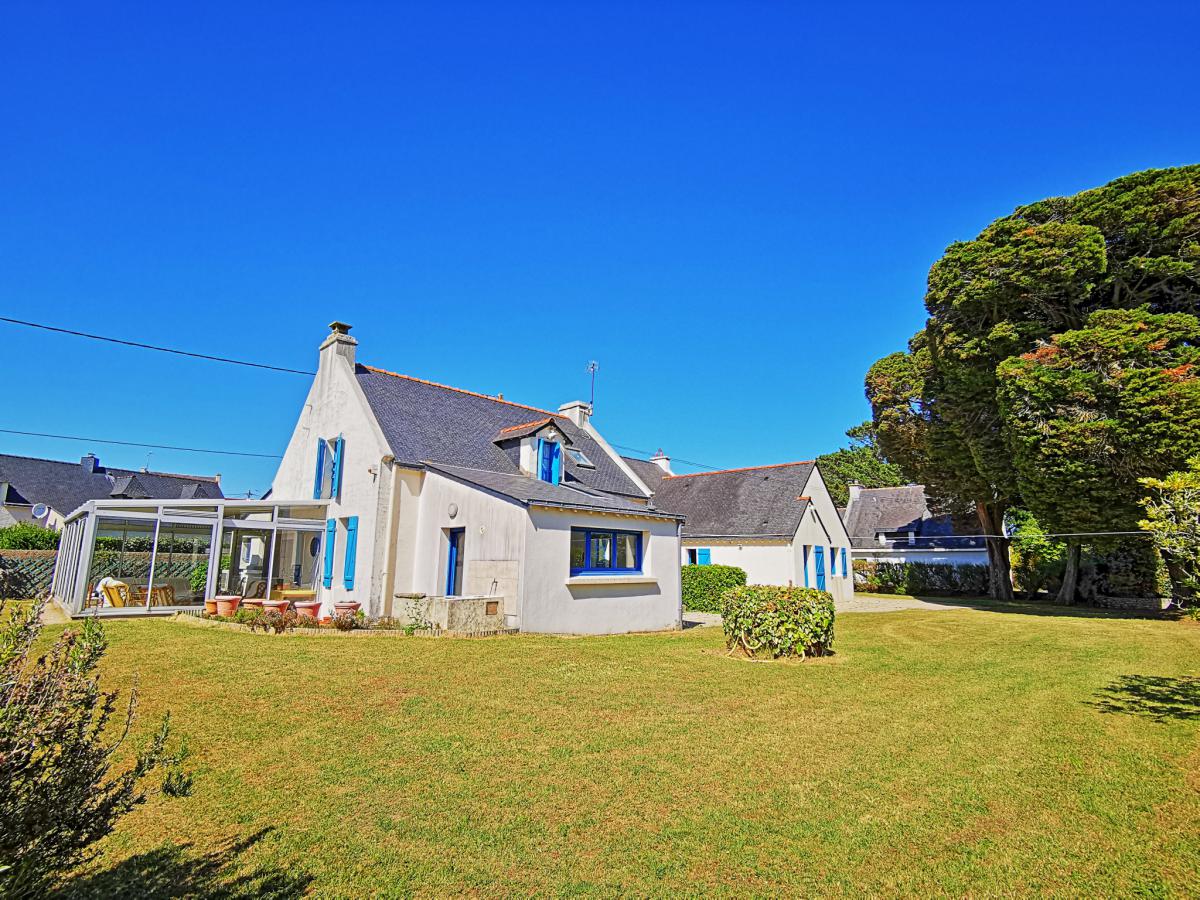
left=268, top=322, right=684, bottom=634
left=624, top=452, right=854, bottom=605
left=841, top=483, right=988, bottom=567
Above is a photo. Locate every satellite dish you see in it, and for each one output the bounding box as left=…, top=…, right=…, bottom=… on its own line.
left=32, top=503, right=49, bottom=520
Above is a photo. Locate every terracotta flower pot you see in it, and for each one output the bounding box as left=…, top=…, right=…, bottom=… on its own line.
left=204, top=598, right=219, bottom=616
left=294, top=600, right=321, bottom=620
left=215, top=595, right=241, bottom=617
left=260, top=598, right=290, bottom=615
left=242, top=598, right=265, bottom=616
left=334, top=601, right=361, bottom=617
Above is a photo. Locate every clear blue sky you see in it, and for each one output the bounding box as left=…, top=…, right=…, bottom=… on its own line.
left=1, top=2, right=1197, bottom=496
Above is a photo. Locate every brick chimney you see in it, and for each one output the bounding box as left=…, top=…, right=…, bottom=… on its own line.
left=649, top=449, right=673, bottom=475
left=319, top=321, right=357, bottom=371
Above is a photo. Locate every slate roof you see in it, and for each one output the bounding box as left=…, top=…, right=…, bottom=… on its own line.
left=426, top=464, right=679, bottom=519
left=842, top=484, right=984, bottom=550
left=356, top=366, right=649, bottom=499
left=493, top=417, right=570, bottom=444
left=0, top=453, right=223, bottom=517
left=640, top=461, right=817, bottom=538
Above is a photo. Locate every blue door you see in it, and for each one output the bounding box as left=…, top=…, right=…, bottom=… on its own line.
left=445, top=528, right=465, bottom=596
left=814, top=545, right=826, bottom=591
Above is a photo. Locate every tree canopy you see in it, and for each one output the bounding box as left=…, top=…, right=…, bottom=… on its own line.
left=865, top=164, right=1200, bottom=600
left=816, top=421, right=905, bottom=507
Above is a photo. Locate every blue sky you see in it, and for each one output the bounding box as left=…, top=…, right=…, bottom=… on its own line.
left=1, top=2, right=1197, bottom=495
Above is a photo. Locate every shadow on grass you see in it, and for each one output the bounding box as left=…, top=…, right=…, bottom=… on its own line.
left=876, top=593, right=1170, bottom=621
left=52, top=828, right=313, bottom=899
left=1090, top=675, right=1200, bottom=722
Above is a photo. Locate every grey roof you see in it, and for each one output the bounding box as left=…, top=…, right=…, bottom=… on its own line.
left=0, top=453, right=223, bottom=517
left=493, top=417, right=574, bottom=444
left=622, top=456, right=669, bottom=489
left=644, top=461, right=816, bottom=538
left=356, top=366, right=648, bottom=498
left=426, top=463, right=680, bottom=520
left=842, top=485, right=984, bottom=550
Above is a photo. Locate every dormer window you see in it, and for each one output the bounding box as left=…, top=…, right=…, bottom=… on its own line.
left=537, top=438, right=562, bottom=485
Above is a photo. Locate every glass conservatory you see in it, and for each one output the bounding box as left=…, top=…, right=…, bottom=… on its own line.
left=52, top=499, right=328, bottom=616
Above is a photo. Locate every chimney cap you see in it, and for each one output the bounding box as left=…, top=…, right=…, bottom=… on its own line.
left=329, top=321, right=353, bottom=335
left=650, top=448, right=669, bottom=460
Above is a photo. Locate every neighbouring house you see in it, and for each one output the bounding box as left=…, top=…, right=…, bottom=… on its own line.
left=0, top=452, right=223, bottom=530
left=840, top=483, right=987, bottom=566
left=624, top=451, right=855, bottom=605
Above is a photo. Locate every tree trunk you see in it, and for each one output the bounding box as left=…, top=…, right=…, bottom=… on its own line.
left=976, top=501, right=1014, bottom=602
left=1057, top=540, right=1081, bottom=605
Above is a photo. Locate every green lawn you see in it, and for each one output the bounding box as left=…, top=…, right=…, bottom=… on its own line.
left=56, top=605, right=1200, bottom=897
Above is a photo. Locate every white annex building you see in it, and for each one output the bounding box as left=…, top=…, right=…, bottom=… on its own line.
left=840, top=483, right=988, bottom=567
left=623, top=453, right=855, bottom=605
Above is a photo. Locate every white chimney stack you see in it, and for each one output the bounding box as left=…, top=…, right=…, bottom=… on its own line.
left=847, top=481, right=863, bottom=507
left=319, top=321, right=357, bottom=370
left=649, top=449, right=673, bottom=475
left=558, top=401, right=592, bottom=428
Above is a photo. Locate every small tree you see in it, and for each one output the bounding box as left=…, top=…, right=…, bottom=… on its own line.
left=0, top=598, right=191, bottom=894
left=1140, top=459, right=1200, bottom=609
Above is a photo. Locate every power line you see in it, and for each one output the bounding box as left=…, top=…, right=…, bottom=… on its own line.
left=0, top=316, right=315, bottom=376
left=609, top=442, right=723, bottom=472
left=0, top=429, right=283, bottom=460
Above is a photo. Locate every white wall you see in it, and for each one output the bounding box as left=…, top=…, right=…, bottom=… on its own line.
left=854, top=548, right=990, bottom=566
left=523, top=507, right=681, bottom=634
left=271, top=334, right=393, bottom=616
left=791, top=466, right=855, bottom=605
left=681, top=540, right=795, bottom=586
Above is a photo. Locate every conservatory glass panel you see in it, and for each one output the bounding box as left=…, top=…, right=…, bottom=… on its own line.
left=152, top=521, right=214, bottom=607
left=86, top=517, right=158, bottom=610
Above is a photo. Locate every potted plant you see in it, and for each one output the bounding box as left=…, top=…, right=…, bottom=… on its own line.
left=293, top=599, right=321, bottom=621
left=242, top=597, right=265, bottom=617
left=260, top=597, right=290, bottom=616
left=334, top=600, right=361, bottom=617
left=204, top=597, right=219, bottom=616
left=215, top=594, right=241, bottom=617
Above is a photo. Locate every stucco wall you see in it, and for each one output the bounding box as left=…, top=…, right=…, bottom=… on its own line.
left=271, top=335, right=393, bottom=616
left=681, top=540, right=794, bottom=586
left=522, top=507, right=681, bottom=634
left=401, top=471, right=528, bottom=618
left=792, top=467, right=854, bottom=605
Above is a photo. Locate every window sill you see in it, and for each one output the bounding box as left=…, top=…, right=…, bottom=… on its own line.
left=566, top=574, right=658, bottom=586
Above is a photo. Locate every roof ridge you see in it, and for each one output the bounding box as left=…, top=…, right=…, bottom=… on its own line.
left=498, top=416, right=555, bottom=434
left=0, top=452, right=215, bottom=481
left=360, top=365, right=563, bottom=418
left=663, top=460, right=814, bottom=480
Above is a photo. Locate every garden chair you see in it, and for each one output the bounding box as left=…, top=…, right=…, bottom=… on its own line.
left=101, top=581, right=131, bottom=608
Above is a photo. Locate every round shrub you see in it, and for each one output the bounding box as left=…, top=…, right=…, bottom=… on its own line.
left=0, top=522, right=60, bottom=550
left=681, top=564, right=747, bottom=613
left=721, top=585, right=835, bottom=659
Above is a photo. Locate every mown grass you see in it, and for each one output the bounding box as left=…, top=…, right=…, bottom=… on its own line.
left=53, top=606, right=1200, bottom=897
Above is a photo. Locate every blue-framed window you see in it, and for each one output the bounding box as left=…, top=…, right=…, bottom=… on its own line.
left=570, top=527, right=642, bottom=575
left=841, top=547, right=848, bottom=578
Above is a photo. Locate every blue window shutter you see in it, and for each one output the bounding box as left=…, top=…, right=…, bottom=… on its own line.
left=550, top=442, right=562, bottom=485
left=343, top=516, right=358, bottom=590
left=841, top=547, right=848, bottom=578
left=332, top=436, right=345, bottom=500
left=697, top=548, right=711, bottom=566
left=322, top=518, right=336, bottom=588
left=536, top=438, right=546, bottom=480
left=313, top=438, right=326, bottom=499
left=814, top=546, right=826, bottom=591
left=830, top=546, right=837, bottom=576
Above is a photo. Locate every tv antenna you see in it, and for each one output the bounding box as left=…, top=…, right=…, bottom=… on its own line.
left=586, top=361, right=599, bottom=408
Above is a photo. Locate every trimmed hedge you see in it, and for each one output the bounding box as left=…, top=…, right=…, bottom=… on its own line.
left=681, top=564, right=747, bottom=613
left=721, top=585, right=835, bottom=659
left=853, top=560, right=989, bottom=596
left=0, top=523, right=59, bottom=551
